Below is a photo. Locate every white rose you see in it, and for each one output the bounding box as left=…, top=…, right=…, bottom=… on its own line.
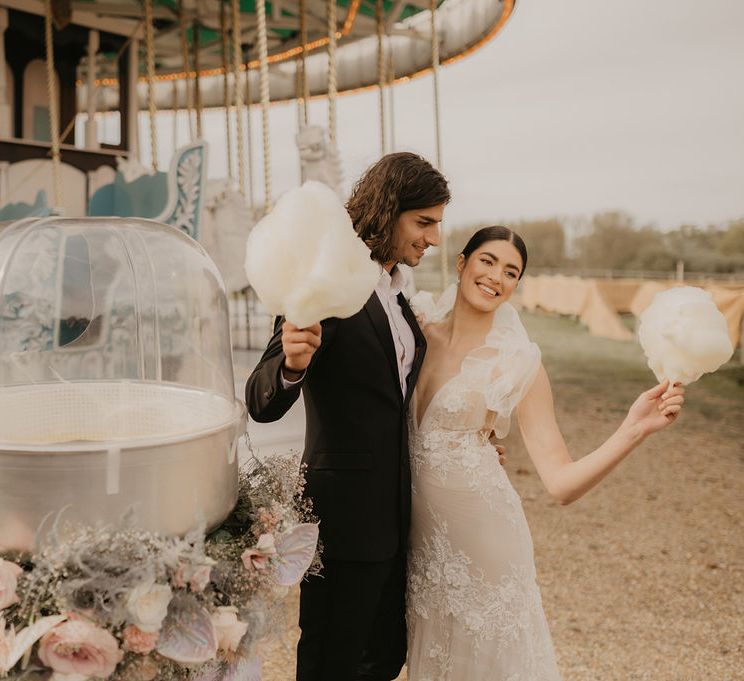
left=210, top=606, right=248, bottom=653
left=126, top=581, right=172, bottom=633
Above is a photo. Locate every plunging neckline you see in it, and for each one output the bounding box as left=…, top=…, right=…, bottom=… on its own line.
left=414, top=370, right=462, bottom=431
left=414, top=338, right=491, bottom=431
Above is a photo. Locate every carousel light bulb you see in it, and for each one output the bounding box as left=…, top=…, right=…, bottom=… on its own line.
left=244, top=181, right=380, bottom=328
left=638, top=286, right=734, bottom=385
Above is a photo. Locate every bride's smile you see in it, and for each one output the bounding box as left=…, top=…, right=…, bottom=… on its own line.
left=456, top=239, right=524, bottom=313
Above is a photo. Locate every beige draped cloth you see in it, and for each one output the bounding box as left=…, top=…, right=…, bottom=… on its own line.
left=519, top=276, right=744, bottom=348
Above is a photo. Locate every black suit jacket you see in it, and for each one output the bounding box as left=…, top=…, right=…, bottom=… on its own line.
left=245, top=292, right=426, bottom=562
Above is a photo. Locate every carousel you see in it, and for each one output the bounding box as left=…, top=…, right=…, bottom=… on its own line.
left=0, top=0, right=516, bottom=291
left=0, top=2, right=518, bottom=679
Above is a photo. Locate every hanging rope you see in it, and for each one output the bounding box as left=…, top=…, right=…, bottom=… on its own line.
left=244, top=55, right=256, bottom=210
left=220, top=1, right=233, bottom=180
left=300, top=0, right=309, bottom=125
left=43, top=0, right=62, bottom=209
left=193, top=20, right=203, bottom=138
left=294, top=54, right=303, bottom=133
left=430, top=0, right=447, bottom=288
left=326, top=0, right=337, bottom=146
left=230, top=0, right=246, bottom=196
left=376, top=0, right=386, bottom=157
left=387, top=35, right=395, bottom=152
left=256, top=0, right=272, bottom=212
left=144, top=0, right=158, bottom=170
left=178, top=0, right=194, bottom=140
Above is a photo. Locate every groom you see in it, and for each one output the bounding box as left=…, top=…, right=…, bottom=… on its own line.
left=245, top=152, right=449, bottom=681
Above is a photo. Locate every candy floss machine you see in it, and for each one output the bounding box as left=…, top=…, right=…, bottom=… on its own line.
left=0, top=217, right=245, bottom=552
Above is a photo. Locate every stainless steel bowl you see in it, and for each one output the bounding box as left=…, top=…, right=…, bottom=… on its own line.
left=0, top=381, right=245, bottom=552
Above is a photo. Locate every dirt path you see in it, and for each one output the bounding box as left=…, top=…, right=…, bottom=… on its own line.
left=260, top=312, right=744, bottom=680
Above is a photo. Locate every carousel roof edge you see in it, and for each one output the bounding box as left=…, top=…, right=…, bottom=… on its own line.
left=76, top=0, right=516, bottom=111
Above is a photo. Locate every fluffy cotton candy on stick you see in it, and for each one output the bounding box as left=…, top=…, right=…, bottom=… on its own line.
left=244, top=181, right=380, bottom=328
left=638, top=286, right=733, bottom=385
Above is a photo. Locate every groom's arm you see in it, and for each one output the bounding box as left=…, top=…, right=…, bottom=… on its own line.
left=245, top=316, right=335, bottom=422
left=245, top=316, right=301, bottom=423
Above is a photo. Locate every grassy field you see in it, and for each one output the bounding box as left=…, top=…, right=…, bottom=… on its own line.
left=262, top=311, right=744, bottom=681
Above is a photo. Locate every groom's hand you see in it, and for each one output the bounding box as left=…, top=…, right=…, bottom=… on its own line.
left=281, top=321, right=322, bottom=378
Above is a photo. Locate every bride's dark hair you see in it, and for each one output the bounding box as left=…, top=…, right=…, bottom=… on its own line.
left=461, top=226, right=528, bottom=279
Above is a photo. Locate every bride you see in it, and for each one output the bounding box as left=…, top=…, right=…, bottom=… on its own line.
left=406, top=226, right=685, bottom=681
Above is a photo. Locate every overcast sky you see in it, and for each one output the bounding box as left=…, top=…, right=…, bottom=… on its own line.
left=153, top=0, right=744, bottom=231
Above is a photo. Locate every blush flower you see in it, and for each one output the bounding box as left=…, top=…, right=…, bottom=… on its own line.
left=0, top=560, right=22, bottom=610
left=210, top=606, right=248, bottom=652
left=241, top=534, right=276, bottom=571
left=38, top=618, right=123, bottom=679
left=122, top=624, right=159, bottom=654
left=126, top=581, right=172, bottom=633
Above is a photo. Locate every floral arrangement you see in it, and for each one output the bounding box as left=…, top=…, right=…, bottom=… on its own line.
left=0, top=455, right=320, bottom=681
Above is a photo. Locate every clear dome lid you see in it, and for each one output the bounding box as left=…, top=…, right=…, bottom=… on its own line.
left=0, top=216, right=235, bottom=397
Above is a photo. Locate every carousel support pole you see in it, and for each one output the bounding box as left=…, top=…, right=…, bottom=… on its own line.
left=179, top=0, right=195, bottom=141
left=144, top=0, right=159, bottom=171
left=326, top=0, right=337, bottom=147
left=171, top=79, right=178, bottom=154
left=84, top=30, right=100, bottom=149
left=430, top=0, right=447, bottom=289
left=220, top=1, right=233, bottom=181
left=0, top=9, right=11, bottom=138
left=230, top=0, right=246, bottom=195
left=256, top=0, right=272, bottom=212
left=43, top=0, right=62, bottom=210
left=127, top=37, right=140, bottom=161
left=375, top=0, right=386, bottom=157
left=193, top=20, right=203, bottom=138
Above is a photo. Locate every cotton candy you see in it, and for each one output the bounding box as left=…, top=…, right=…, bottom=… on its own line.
left=244, top=181, right=380, bottom=328
left=638, top=286, right=733, bottom=385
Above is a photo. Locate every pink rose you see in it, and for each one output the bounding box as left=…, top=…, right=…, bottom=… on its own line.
left=38, top=618, right=123, bottom=679
left=210, top=607, right=248, bottom=652
left=122, top=625, right=159, bottom=654
left=241, top=534, right=276, bottom=571
left=0, top=560, right=22, bottom=610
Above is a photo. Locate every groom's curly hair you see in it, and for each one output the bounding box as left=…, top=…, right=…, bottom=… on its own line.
left=346, top=152, right=450, bottom=264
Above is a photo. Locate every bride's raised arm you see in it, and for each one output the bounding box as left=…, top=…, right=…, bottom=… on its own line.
left=515, top=364, right=684, bottom=505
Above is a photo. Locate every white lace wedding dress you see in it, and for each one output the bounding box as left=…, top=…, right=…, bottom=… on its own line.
left=406, top=288, right=562, bottom=681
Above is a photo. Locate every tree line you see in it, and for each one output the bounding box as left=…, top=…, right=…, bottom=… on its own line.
left=443, top=212, right=744, bottom=275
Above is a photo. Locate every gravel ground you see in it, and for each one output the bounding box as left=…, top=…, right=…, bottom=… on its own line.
left=258, top=312, right=744, bottom=681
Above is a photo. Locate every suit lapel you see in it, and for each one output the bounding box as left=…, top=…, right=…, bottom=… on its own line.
left=364, top=293, right=402, bottom=400
left=399, top=293, right=427, bottom=409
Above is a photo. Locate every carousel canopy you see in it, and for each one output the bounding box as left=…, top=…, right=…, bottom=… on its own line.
left=64, top=0, right=515, bottom=110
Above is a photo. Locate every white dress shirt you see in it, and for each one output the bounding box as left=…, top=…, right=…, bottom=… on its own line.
left=375, top=266, right=416, bottom=397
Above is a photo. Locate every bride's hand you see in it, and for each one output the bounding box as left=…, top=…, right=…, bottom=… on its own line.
left=623, top=379, right=685, bottom=438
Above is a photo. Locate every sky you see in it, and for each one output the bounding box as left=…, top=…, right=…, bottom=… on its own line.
left=145, top=0, right=744, bottom=232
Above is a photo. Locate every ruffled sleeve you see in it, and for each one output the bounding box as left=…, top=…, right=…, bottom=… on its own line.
left=410, top=284, right=457, bottom=325
left=461, top=303, right=542, bottom=438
